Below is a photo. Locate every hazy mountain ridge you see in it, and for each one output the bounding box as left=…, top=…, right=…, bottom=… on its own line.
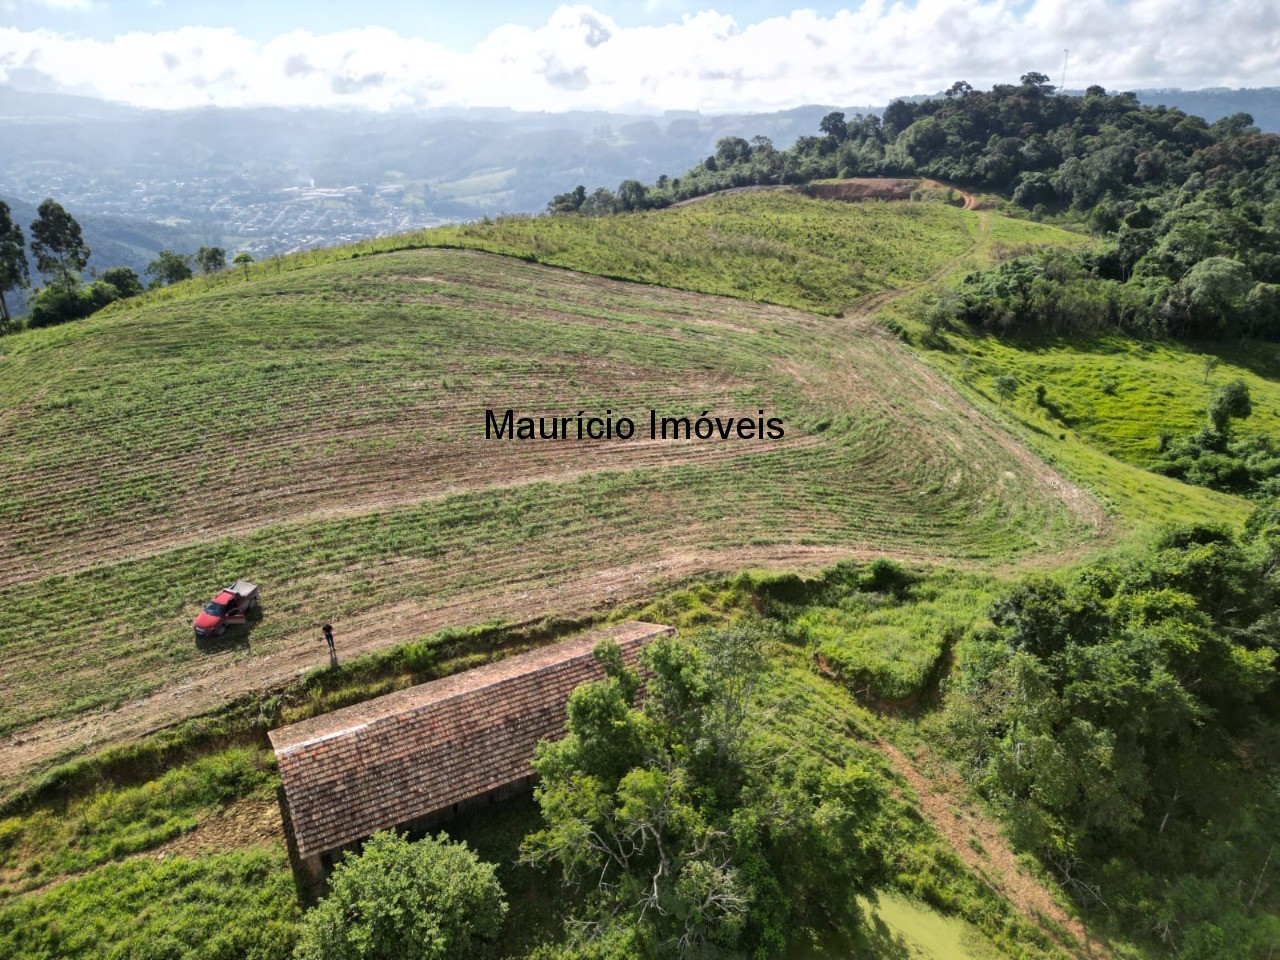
left=0, top=88, right=877, bottom=259
left=1, top=84, right=1273, bottom=314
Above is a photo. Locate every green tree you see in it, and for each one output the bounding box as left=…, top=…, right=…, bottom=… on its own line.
left=1178, top=257, right=1253, bottom=335
left=100, top=266, right=144, bottom=299
left=146, top=250, right=193, bottom=287
left=548, top=185, right=588, bottom=214
left=195, top=246, right=227, bottom=275
left=293, top=831, right=507, bottom=960
left=29, top=198, right=89, bottom=293
left=1207, top=377, right=1252, bottom=436
left=818, top=111, right=847, bottom=141
left=233, top=251, right=255, bottom=279
left=945, top=521, right=1277, bottom=930
left=714, top=136, right=752, bottom=166
left=1245, top=282, right=1280, bottom=338
left=0, top=199, right=28, bottom=333
left=1201, top=355, right=1221, bottom=384
left=580, top=187, right=617, bottom=216
left=1020, top=71, right=1053, bottom=91
left=616, top=179, right=649, bottom=212
left=25, top=279, right=121, bottom=329
left=523, top=626, right=883, bottom=957
left=993, top=373, right=1018, bottom=406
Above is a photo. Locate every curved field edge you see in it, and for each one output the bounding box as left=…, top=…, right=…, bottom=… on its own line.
left=399, top=195, right=1245, bottom=533
left=313, top=190, right=1249, bottom=535
left=872, top=283, right=1254, bottom=531
left=76, top=191, right=1090, bottom=320
left=0, top=249, right=1102, bottom=788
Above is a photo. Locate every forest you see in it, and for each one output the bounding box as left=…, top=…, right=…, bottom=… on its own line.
left=554, top=73, right=1279, bottom=335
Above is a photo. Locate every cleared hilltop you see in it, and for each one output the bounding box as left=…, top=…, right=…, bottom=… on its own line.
left=0, top=195, right=1110, bottom=790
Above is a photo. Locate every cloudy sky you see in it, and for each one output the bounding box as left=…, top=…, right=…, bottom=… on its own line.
left=1, top=0, right=1277, bottom=112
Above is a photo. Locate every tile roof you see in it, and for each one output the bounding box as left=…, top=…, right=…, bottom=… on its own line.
left=269, top=620, right=672, bottom=859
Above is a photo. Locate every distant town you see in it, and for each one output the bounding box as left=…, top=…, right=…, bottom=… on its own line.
left=0, top=167, right=452, bottom=256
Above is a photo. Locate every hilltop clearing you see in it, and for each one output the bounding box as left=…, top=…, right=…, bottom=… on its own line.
left=0, top=237, right=1102, bottom=792
left=418, top=191, right=1038, bottom=315
left=368, top=190, right=1245, bottom=527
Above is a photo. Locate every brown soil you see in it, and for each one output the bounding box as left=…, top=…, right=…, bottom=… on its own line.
left=877, top=738, right=1114, bottom=959
left=806, top=178, right=920, bottom=202
left=6, top=793, right=285, bottom=899
left=152, top=793, right=284, bottom=859
left=0, top=237, right=1104, bottom=797
left=919, top=178, right=982, bottom=210
left=675, top=177, right=981, bottom=211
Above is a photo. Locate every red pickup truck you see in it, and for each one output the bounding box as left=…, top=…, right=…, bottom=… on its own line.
left=193, top=580, right=259, bottom=638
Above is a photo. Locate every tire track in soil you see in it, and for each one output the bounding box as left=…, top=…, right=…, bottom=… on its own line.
left=0, top=545, right=903, bottom=793
left=1, top=225, right=1104, bottom=794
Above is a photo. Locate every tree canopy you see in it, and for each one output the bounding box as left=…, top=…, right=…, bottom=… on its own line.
left=0, top=199, right=28, bottom=331
left=523, top=625, right=884, bottom=958
left=195, top=246, right=227, bottom=275
left=545, top=77, right=1280, bottom=352
left=293, top=831, right=507, bottom=960
left=146, top=250, right=194, bottom=287
left=945, top=513, right=1280, bottom=953
left=29, top=198, right=89, bottom=294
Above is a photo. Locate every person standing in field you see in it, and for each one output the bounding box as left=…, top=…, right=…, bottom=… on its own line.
left=322, top=623, right=337, bottom=667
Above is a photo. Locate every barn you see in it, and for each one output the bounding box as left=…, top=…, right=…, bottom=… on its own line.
left=269, top=620, right=672, bottom=881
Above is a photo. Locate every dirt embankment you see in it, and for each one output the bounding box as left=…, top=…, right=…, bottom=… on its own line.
left=806, top=177, right=982, bottom=210
left=675, top=177, right=982, bottom=211
left=877, top=738, right=1114, bottom=960
left=804, top=178, right=920, bottom=202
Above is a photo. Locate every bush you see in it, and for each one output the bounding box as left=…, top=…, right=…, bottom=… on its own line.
left=523, top=628, right=885, bottom=956
left=1151, top=379, right=1278, bottom=495
left=944, top=517, right=1280, bottom=955
left=293, top=831, right=507, bottom=960
left=100, top=266, right=144, bottom=299
left=25, top=280, right=120, bottom=329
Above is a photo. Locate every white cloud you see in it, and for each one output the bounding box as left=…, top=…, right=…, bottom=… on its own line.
left=0, top=2, right=1276, bottom=112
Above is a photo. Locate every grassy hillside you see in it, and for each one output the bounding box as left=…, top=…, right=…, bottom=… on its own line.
left=421, top=192, right=981, bottom=314
left=0, top=573, right=1103, bottom=960
left=868, top=279, right=1271, bottom=527
left=3, top=187, right=1271, bottom=960
left=932, top=332, right=1280, bottom=464
left=0, top=230, right=1102, bottom=792
left=3, top=189, right=1261, bottom=792
left=395, top=194, right=1252, bottom=529
left=134, top=190, right=1086, bottom=317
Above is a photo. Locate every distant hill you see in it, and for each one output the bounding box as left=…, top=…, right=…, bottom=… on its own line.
left=1, top=84, right=1273, bottom=307
left=0, top=195, right=214, bottom=315
left=0, top=87, right=880, bottom=258
left=1134, top=87, right=1280, bottom=133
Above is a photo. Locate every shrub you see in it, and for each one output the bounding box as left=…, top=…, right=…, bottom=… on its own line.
left=100, top=266, right=144, bottom=299
left=25, top=280, right=120, bottom=329
left=293, top=831, right=507, bottom=960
